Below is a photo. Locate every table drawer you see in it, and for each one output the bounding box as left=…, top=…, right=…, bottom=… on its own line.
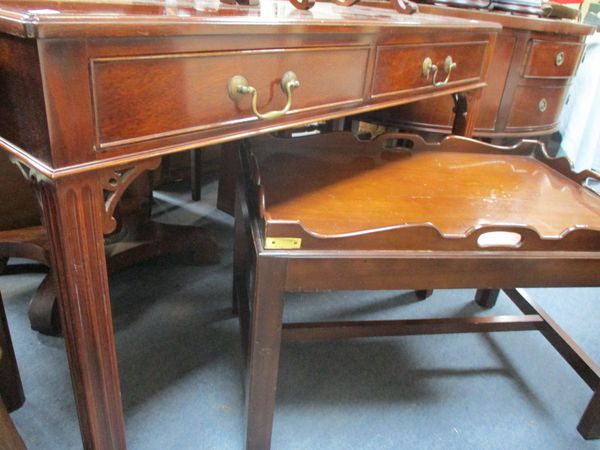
left=522, top=40, right=583, bottom=79
left=91, top=46, right=369, bottom=150
left=506, top=85, right=568, bottom=130
left=371, top=41, right=488, bottom=98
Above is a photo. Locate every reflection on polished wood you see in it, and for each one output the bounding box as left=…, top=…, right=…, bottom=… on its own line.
left=251, top=132, right=600, bottom=248
left=0, top=1, right=500, bottom=448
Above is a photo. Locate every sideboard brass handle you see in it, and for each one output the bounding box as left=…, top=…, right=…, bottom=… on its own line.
left=227, top=71, right=300, bottom=121
left=555, top=51, right=565, bottom=67
left=422, top=56, right=457, bottom=88
left=538, top=98, right=548, bottom=113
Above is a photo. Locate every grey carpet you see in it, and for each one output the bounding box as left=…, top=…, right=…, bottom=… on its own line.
left=2, top=180, right=600, bottom=450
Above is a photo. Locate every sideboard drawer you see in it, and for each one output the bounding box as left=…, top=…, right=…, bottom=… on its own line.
left=91, top=46, right=369, bottom=150
left=522, top=40, right=583, bottom=79
left=371, top=41, right=488, bottom=99
left=506, top=85, right=568, bottom=130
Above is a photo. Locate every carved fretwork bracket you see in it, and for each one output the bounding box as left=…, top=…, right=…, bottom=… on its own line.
left=99, top=158, right=161, bottom=235
left=10, top=156, right=48, bottom=184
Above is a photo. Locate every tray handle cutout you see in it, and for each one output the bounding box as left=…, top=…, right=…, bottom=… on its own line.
left=477, top=231, right=522, bottom=249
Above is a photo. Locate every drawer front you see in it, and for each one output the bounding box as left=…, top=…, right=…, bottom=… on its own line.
left=506, top=85, right=568, bottom=131
left=522, top=40, right=583, bottom=79
left=91, top=47, right=369, bottom=150
left=371, top=41, right=488, bottom=98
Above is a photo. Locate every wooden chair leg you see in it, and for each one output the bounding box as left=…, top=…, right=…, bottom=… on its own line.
left=0, top=293, right=24, bottom=449
left=234, top=180, right=256, bottom=362
left=27, top=271, right=61, bottom=336
left=475, top=289, right=500, bottom=308
left=245, top=256, right=286, bottom=450
left=0, top=292, right=24, bottom=413
left=217, top=142, right=240, bottom=215
left=415, top=290, right=433, bottom=300
left=232, top=183, right=244, bottom=317
left=0, top=398, right=25, bottom=450
left=191, top=148, right=202, bottom=202
left=578, top=390, right=600, bottom=439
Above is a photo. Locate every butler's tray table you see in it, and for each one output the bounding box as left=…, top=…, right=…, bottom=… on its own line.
left=234, top=131, right=600, bottom=449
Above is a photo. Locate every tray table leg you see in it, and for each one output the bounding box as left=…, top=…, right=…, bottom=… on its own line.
left=415, top=290, right=433, bottom=300
left=578, top=390, right=600, bottom=439
left=245, top=256, right=286, bottom=450
left=475, top=289, right=500, bottom=308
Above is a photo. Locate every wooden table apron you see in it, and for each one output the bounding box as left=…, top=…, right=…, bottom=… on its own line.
left=0, top=3, right=499, bottom=449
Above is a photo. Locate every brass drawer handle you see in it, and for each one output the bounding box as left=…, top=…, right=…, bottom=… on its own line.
left=538, top=98, right=547, bottom=112
left=422, top=56, right=457, bottom=88
left=227, top=71, right=300, bottom=121
left=555, top=51, right=565, bottom=67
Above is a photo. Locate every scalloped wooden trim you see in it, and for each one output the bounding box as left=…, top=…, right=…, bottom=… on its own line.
left=373, top=132, right=541, bottom=156
left=263, top=219, right=600, bottom=251
left=245, top=131, right=600, bottom=251
left=532, top=145, right=600, bottom=187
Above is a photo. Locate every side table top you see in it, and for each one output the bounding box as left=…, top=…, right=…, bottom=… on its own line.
left=0, top=0, right=500, bottom=38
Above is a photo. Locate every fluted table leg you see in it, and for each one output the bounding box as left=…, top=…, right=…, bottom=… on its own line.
left=35, top=172, right=126, bottom=450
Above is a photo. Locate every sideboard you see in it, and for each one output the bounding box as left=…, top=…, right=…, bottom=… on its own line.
left=370, top=4, right=595, bottom=138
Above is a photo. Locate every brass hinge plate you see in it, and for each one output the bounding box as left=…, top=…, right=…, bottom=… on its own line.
left=264, top=237, right=302, bottom=249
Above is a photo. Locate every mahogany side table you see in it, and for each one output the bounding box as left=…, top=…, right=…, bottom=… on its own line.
left=0, top=1, right=499, bottom=448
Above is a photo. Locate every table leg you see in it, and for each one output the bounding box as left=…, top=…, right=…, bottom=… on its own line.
left=191, top=148, right=202, bottom=202
left=415, top=289, right=432, bottom=300
left=578, top=389, right=600, bottom=439
left=245, top=256, right=286, bottom=450
left=0, top=291, right=25, bottom=413
left=35, top=172, right=126, bottom=450
left=452, top=89, right=482, bottom=138
left=0, top=396, right=26, bottom=450
left=475, top=289, right=500, bottom=309
left=217, top=142, right=240, bottom=216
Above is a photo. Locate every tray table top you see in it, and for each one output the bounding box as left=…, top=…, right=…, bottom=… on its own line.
left=246, top=132, right=600, bottom=250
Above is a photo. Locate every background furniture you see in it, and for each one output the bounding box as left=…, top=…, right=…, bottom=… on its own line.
left=0, top=167, right=217, bottom=335
left=235, top=131, right=600, bottom=449
left=368, top=4, right=594, bottom=139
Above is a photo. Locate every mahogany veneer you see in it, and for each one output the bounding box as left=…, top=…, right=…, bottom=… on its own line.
left=0, top=1, right=499, bottom=448
left=236, top=131, right=600, bottom=449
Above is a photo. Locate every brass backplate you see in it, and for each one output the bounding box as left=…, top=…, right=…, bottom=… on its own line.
left=264, top=237, right=302, bottom=249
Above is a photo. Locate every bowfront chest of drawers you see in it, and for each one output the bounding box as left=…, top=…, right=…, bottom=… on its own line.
left=373, top=4, right=595, bottom=138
